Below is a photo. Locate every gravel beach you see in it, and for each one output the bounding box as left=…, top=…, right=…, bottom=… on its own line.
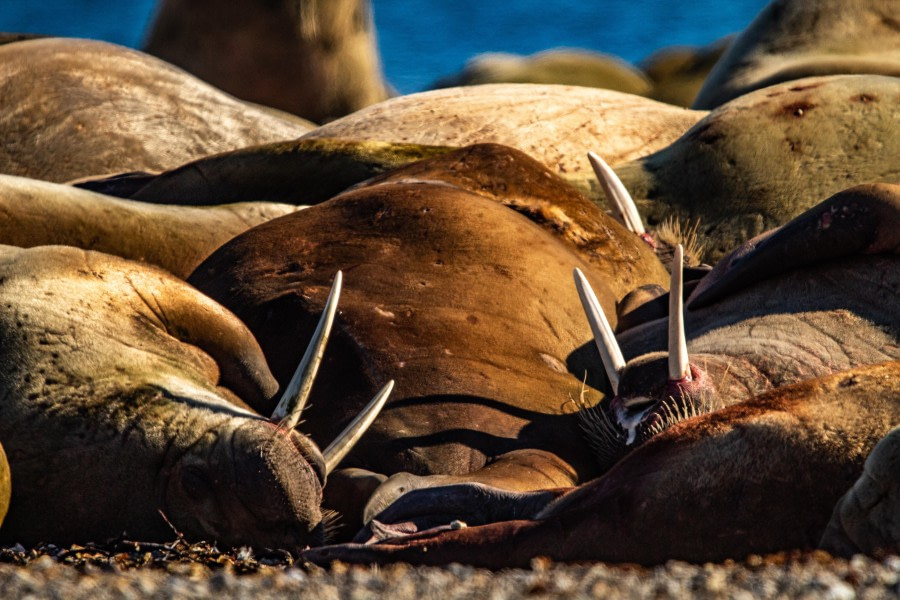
left=0, top=543, right=897, bottom=599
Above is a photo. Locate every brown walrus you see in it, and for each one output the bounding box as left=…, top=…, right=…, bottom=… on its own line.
left=0, top=245, right=387, bottom=548
left=186, top=146, right=669, bottom=533
left=300, top=83, right=705, bottom=203
left=693, top=0, right=900, bottom=109
left=145, top=0, right=391, bottom=123
left=0, top=37, right=312, bottom=183
left=302, top=360, right=900, bottom=567
left=0, top=174, right=299, bottom=278
left=604, top=75, right=900, bottom=262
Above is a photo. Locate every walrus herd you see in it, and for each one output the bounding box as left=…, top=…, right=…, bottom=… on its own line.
left=0, top=0, right=897, bottom=570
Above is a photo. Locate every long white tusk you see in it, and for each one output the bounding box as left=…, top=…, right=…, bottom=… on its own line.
left=323, top=380, right=394, bottom=475
left=271, top=271, right=343, bottom=429
left=587, top=151, right=646, bottom=235
left=668, top=245, right=690, bottom=380
left=574, top=268, right=626, bottom=395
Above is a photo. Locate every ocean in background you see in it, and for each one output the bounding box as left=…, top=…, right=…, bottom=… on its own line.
left=1, top=0, right=769, bottom=95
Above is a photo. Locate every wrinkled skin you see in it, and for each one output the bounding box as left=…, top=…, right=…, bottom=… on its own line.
left=188, top=147, right=668, bottom=535
left=584, top=184, right=900, bottom=467
left=303, top=361, right=900, bottom=568
left=145, top=0, right=390, bottom=123
left=0, top=174, right=299, bottom=278
left=431, top=49, right=652, bottom=96
left=0, top=38, right=312, bottom=183
left=301, top=84, right=705, bottom=204
left=820, top=425, right=900, bottom=557
left=75, top=138, right=453, bottom=206
left=613, top=75, right=900, bottom=262
left=694, top=0, right=900, bottom=109
left=0, top=246, right=328, bottom=549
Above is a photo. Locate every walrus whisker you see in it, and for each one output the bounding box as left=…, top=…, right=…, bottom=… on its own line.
left=322, top=379, right=394, bottom=475
left=574, top=268, right=626, bottom=394
left=272, top=271, right=343, bottom=430
left=668, top=245, right=690, bottom=382
left=587, top=151, right=646, bottom=235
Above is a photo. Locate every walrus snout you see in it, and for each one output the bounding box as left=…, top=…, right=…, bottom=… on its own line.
left=165, top=419, right=326, bottom=550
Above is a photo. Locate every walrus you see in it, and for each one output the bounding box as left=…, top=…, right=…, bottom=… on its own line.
left=302, top=360, right=900, bottom=567
left=144, top=0, right=391, bottom=123
left=597, top=75, right=900, bottom=262
left=73, top=138, right=454, bottom=207
left=639, top=35, right=733, bottom=107
left=0, top=37, right=313, bottom=183
left=693, top=0, right=900, bottom=109
left=186, top=148, right=669, bottom=533
left=343, top=183, right=900, bottom=536
left=430, top=49, right=652, bottom=97
left=0, top=245, right=389, bottom=548
left=820, top=425, right=900, bottom=557
left=300, top=83, right=705, bottom=203
left=0, top=174, right=300, bottom=278
left=575, top=183, right=900, bottom=468
left=0, top=442, right=8, bottom=530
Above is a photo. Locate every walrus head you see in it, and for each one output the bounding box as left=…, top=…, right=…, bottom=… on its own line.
left=161, top=272, right=393, bottom=549
left=574, top=246, right=718, bottom=462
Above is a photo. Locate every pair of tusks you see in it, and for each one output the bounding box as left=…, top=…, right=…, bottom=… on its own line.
left=269, top=271, right=394, bottom=475
left=573, top=246, right=690, bottom=395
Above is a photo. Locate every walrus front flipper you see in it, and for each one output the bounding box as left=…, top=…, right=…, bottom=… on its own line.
left=820, top=425, right=900, bottom=557
left=304, top=519, right=554, bottom=569
left=688, top=183, right=900, bottom=308
left=123, top=264, right=279, bottom=409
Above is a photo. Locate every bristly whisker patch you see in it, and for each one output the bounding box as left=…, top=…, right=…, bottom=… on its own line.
left=573, top=383, right=626, bottom=469
left=642, top=391, right=717, bottom=441
left=321, top=509, right=343, bottom=543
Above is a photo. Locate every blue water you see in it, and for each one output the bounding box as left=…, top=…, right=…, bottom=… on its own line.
left=1, top=0, right=769, bottom=94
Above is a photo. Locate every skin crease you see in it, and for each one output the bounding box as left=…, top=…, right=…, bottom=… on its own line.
left=0, top=38, right=312, bottom=183
left=301, top=84, right=705, bottom=204
left=145, top=0, right=391, bottom=123
left=693, top=0, right=900, bottom=109
left=612, top=75, right=900, bottom=263
left=583, top=184, right=900, bottom=467
left=302, top=361, right=900, bottom=568
left=187, top=147, right=669, bottom=533
left=0, top=245, right=329, bottom=549
left=0, top=174, right=300, bottom=279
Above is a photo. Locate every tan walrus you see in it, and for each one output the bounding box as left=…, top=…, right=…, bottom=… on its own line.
left=0, top=37, right=312, bottom=183
left=301, top=84, right=705, bottom=203
left=693, top=0, right=900, bottom=109
left=0, top=175, right=300, bottom=278
left=0, top=245, right=389, bottom=548
left=145, top=0, right=391, bottom=123
left=599, top=75, right=900, bottom=262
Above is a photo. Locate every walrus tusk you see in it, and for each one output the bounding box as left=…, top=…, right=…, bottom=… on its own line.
left=587, top=151, right=646, bottom=235
left=323, top=379, right=395, bottom=475
left=271, top=271, right=343, bottom=429
left=574, top=268, right=626, bottom=394
left=668, top=245, right=690, bottom=381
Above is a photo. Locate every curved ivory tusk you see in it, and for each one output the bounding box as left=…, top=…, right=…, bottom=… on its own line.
left=574, top=268, right=626, bottom=395
left=587, top=151, right=646, bottom=235
left=271, top=271, right=343, bottom=429
left=323, top=379, right=395, bottom=475
left=668, top=245, right=690, bottom=380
